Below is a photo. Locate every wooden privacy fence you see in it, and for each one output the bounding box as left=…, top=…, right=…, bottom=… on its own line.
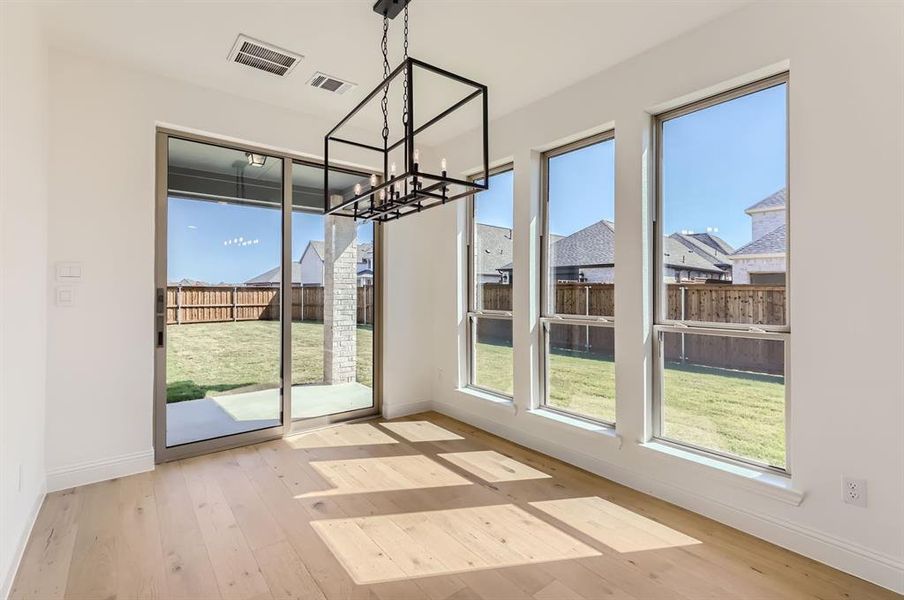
left=166, top=285, right=375, bottom=325
left=476, top=282, right=786, bottom=374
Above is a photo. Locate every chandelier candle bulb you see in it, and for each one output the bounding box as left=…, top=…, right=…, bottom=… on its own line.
left=441, top=157, right=447, bottom=175
left=369, top=174, right=377, bottom=188
left=390, top=162, right=396, bottom=176
left=354, top=183, right=362, bottom=196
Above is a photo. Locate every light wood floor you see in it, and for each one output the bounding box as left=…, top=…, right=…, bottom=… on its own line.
left=10, top=412, right=898, bottom=600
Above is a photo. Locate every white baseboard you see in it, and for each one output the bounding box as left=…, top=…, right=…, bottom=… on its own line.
left=382, top=399, right=432, bottom=420
left=434, top=400, right=904, bottom=595
left=46, top=449, right=154, bottom=492
left=1, top=482, right=46, bottom=600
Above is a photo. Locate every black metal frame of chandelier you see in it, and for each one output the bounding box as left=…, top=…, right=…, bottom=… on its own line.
left=323, top=56, right=489, bottom=223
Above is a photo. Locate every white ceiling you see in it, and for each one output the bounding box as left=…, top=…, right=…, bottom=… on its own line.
left=39, top=1, right=747, bottom=137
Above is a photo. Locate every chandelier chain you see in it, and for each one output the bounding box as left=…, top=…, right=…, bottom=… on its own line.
left=401, top=5, right=409, bottom=127
left=380, top=15, right=390, bottom=143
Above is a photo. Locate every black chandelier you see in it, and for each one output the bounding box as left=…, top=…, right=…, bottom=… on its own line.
left=323, top=0, right=489, bottom=223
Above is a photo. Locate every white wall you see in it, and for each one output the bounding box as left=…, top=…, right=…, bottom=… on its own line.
left=299, top=245, right=324, bottom=286
left=750, top=207, right=785, bottom=241
left=424, top=2, right=904, bottom=592
left=0, top=4, right=49, bottom=595
left=733, top=255, right=786, bottom=285
left=43, top=50, right=429, bottom=485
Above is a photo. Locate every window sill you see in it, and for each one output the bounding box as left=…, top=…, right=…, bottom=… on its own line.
left=638, top=441, right=804, bottom=506
left=527, top=408, right=621, bottom=441
left=458, top=386, right=515, bottom=409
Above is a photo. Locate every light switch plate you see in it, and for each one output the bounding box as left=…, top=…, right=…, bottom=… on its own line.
left=55, top=286, right=76, bottom=306
left=55, top=261, right=84, bottom=282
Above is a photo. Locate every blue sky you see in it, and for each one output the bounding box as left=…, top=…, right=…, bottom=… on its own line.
left=662, top=83, right=786, bottom=248
left=168, top=199, right=372, bottom=283
left=170, top=83, right=784, bottom=282
left=474, top=83, right=786, bottom=250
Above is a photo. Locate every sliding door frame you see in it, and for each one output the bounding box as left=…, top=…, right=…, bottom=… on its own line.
left=154, top=127, right=382, bottom=463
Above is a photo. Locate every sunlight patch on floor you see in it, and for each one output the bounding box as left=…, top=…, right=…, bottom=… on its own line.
left=311, top=504, right=600, bottom=584
left=285, top=423, right=398, bottom=449
left=297, top=454, right=472, bottom=497
left=530, top=496, right=702, bottom=553
left=380, top=421, right=465, bottom=442
left=438, top=450, right=551, bottom=482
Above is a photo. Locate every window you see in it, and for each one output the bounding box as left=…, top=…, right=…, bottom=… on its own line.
left=467, top=166, right=514, bottom=397
left=654, top=74, right=789, bottom=471
left=540, top=132, right=616, bottom=424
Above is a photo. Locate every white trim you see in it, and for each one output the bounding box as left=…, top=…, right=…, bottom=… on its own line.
left=1, top=482, right=46, bottom=600
left=46, top=449, right=154, bottom=492
left=638, top=441, right=801, bottom=505
left=458, top=386, right=517, bottom=409
left=432, top=401, right=904, bottom=594
left=745, top=205, right=786, bottom=215
left=381, top=399, right=432, bottom=420
left=731, top=252, right=786, bottom=260
left=526, top=408, right=620, bottom=441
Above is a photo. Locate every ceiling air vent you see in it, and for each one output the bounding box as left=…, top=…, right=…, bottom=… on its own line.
left=309, top=72, right=356, bottom=95
left=228, top=34, right=302, bottom=77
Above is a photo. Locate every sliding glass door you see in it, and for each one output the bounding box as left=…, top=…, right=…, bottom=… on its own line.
left=154, top=131, right=380, bottom=462
left=290, top=162, right=376, bottom=422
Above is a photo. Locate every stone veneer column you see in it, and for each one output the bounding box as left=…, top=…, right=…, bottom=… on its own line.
left=324, top=195, right=358, bottom=384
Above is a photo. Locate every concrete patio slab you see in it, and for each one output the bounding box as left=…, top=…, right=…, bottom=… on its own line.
left=166, top=382, right=373, bottom=447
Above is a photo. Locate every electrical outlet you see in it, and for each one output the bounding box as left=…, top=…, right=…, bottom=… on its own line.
left=843, top=477, right=867, bottom=507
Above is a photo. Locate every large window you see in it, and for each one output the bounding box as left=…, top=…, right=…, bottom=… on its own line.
left=467, top=166, right=514, bottom=397
left=541, top=132, right=616, bottom=424
left=654, top=74, right=789, bottom=471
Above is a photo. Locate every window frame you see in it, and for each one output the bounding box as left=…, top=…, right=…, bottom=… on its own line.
left=539, top=130, right=617, bottom=426
left=651, top=73, right=791, bottom=474
left=653, top=72, right=790, bottom=333
left=466, top=163, right=515, bottom=399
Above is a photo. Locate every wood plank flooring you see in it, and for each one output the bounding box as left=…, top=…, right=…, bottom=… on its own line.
left=10, top=412, right=900, bottom=600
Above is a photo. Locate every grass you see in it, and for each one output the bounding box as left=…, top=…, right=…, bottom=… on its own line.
left=166, top=320, right=372, bottom=403
left=474, top=341, right=785, bottom=468
left=168, top=321, right=785, bottom=468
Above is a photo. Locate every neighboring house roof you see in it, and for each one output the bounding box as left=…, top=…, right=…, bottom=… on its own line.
left=547, top=219, right=616, bottom=268
left=732, top=223, right=787, bottom=256
left=670, top=233, right=734, bottom=268
left=498, top=219, right=726, bottom=275
left=245, top=263, right=304, bottom=286
left=745, top=188, right=786, bottom=213
left=663, top=236, right=728, bottom=273
left=686, top=232, right=734, bottom=255
left=474, top=223, right=514, bottom=276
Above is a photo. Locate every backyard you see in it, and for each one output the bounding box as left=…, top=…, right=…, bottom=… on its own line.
left=474, top=340, right=785, bottom=468
left=166, top=320, right=373, bottom=403
left=167, top=321, right=784, bottom=468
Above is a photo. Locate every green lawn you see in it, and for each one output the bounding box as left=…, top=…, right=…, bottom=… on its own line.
left=166, top=320, right=372, bottom=403
left=474, top=341, right=785, bottom=468
left=168, top=321, right=785, bottom=468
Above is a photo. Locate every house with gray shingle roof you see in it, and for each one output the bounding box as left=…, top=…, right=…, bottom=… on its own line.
left=497, top=219, right=731, bottom=283
left=476, top=224, right=563, bottom=283
left=473, top=224, right=514, bottom=283
left=731, top=188, right=787, bottom=284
